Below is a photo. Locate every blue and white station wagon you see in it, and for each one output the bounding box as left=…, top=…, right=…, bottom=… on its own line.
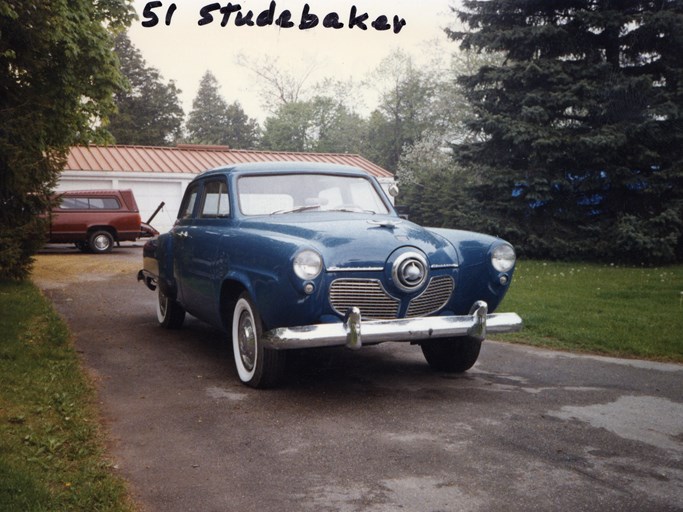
left=138, top=162, right=522, bottom=388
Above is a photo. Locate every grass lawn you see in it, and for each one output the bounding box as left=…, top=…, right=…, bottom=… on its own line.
left=0, top=280, right=134, bottom=512
left=496, top=260, right=683, bottom=362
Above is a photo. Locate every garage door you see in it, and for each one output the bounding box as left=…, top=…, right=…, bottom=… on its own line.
left=118, top=180, right=186, bottom=234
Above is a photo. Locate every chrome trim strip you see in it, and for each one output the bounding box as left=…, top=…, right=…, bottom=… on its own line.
left=327, top=266, right=384, bottom=272
left=327, top=264, right=460, bottom=271
left=261, top=301, right=523, bottom=350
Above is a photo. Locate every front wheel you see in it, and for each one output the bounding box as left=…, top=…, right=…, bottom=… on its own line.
left=232, top=292, right=286, bottom=388
left=156, top=286, right=185, bottom=329
left=420, top=336, right=482, bottom=373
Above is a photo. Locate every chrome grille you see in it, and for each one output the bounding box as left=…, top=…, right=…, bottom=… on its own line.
left=406, top=276, right=455, bottom=317
left=329, top=279, right=400, bottom=319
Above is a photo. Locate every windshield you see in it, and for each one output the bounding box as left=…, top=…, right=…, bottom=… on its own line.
left=237, top=173, right=391, bottom=216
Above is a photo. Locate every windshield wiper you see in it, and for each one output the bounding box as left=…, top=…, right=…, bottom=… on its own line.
left=328, top=207, right=376, bottom=214
left=270, top=204, right=322, bottom=215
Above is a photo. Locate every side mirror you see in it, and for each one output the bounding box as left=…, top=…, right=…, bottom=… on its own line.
left=388, top=184, right=399, bottom=197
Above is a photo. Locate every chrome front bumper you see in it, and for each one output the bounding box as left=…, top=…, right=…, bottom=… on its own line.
left=262, top=301, right=522, bottom=351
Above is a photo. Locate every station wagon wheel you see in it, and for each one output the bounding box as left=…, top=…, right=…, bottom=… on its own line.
left=420, top=336, right=482, bottom=373
left=156, top=286, right=185, bottom=329
left=88, top=230, right=114, bottom=253
left=231, top=292, right=286, bottom=388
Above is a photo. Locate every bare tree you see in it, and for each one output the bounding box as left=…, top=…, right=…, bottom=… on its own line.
left=235, top=54, right=318, bottom=113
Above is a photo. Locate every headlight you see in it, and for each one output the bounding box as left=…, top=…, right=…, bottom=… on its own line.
left=293, top=250, right=323, bottom=280
left=491, top=244, right=516, bottom=272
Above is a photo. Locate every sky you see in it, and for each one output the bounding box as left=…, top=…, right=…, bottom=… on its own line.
left=128, top=0, right=459, bottom=123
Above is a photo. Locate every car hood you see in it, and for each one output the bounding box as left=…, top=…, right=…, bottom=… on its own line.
left=238, top=214, right=460, bottom=269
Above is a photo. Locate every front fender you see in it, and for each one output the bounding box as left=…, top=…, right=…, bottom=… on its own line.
left=426, top=228, right=500, bottom=267
left=221, top=263, right=322, bottom=331
left=220, top=229, right=314, bottom=329
left=427, top=228, right=515, bottom=313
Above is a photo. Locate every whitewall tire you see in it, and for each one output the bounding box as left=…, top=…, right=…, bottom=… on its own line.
left=156, top=286, right=185, bottom=329
left=231, top=292, right=285, bottom=388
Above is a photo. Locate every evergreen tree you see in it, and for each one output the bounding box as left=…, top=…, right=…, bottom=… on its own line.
left=186, top=72, right=229, bottom=145
left=186, top=71, right=259, bottom=148
left=451, top=0, right=683, bottom=263
left=223, top=102, right=261, bottom=149
left=109, top=33, right=184, bottom=146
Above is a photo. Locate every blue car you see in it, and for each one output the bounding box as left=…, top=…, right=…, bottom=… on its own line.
left=138, top=162, right=522, bottom=387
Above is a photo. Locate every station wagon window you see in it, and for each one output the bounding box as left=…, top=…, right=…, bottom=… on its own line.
left=179, top=184, right=199, bottom=219
left=200, top=180, right=230, bottom=218
left=60, top=196, right=120, bottom=209
left=238, top=174, right=390, bottom=216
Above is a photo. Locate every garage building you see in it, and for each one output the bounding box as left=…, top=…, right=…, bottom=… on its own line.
left=60, top=144, right=395, bottom=234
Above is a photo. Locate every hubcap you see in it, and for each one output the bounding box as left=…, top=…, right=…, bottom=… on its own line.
left=238, top=311, right=256, bottom=371
left=93, top=234, right=110, bottom=251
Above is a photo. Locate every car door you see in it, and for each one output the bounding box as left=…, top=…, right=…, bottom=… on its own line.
left=50, top=195, right=90, bottom=242
left=172, top=182, right=200, bottom=308
left=173, top=178, right=231, bottom=325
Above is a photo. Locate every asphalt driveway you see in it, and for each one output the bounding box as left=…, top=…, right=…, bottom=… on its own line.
left=35, top=246, right=683, bottom=512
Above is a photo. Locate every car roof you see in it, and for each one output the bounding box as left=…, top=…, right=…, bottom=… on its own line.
left=199, top=161, right=371, bottom=179
left=58, top=189, right=131, bottom=196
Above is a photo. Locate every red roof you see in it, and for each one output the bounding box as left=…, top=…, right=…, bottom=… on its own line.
left=66, top=145, right=393, bottom=179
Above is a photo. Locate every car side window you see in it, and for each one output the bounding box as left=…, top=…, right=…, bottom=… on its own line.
left=59, top=197, right=120, bottom=209
left=200, top=180, right=230, bottom=218
left=179, top=184, right=199, bottom=220
left=89, top=198, right=120, bottom=209
left=60, top=197, right=89, bottom=209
